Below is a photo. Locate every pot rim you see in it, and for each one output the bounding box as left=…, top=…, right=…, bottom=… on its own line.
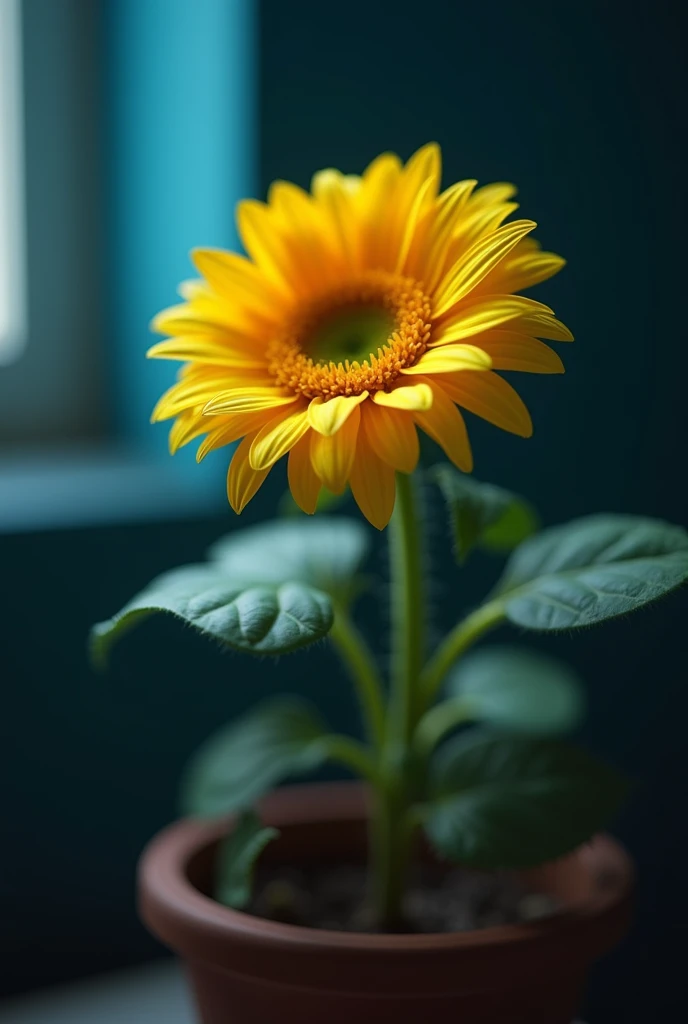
left=138, top=781, right=634, bottom=959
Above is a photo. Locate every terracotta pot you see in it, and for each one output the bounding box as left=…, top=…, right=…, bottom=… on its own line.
left=138, top=782, right=633, bottom=1024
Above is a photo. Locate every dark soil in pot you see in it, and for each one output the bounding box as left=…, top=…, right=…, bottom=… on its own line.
left=249, top=862, right=560, bottom=933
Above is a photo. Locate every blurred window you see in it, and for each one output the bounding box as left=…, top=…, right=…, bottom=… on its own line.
left=0, top=0, right=255, bottom=528
left=0, top=0, right=105, bottom=448
left=0, top=0, right=26, bottom=366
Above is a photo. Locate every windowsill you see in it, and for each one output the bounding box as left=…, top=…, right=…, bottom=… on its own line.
left=0, top=445, right=227, bottom=532
left=0, top=961, right=193, bottom=1024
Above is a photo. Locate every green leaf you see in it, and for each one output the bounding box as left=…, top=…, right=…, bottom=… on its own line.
left=180, top=698, right=332, bottom=817
left=431, top=465, right=538, bottom=562
left=90, top=567, right=334, bottom=668
left=493, top=514, right=688, bottom=631
left=208, top=516, right=370, bottom=601
left=215, top=811, right=278, bottom=909
left=448, top=645, right=585, bottom=735
left=425, top=732, right=627, bottom=869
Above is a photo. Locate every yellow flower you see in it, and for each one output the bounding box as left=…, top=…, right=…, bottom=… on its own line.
left=149, top=143, right=572, bottom=529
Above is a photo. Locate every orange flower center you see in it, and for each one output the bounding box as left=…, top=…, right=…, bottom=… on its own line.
left=267, top=271, right=433, bottom=399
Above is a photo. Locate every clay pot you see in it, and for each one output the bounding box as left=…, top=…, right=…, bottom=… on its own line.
left=138, top=782, right=633, bottom=1024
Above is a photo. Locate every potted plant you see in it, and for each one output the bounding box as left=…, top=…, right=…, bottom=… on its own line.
left=92, top=144, right=688, bottom=1023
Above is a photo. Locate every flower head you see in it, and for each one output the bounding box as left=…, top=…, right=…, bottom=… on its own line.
left=150, top=144, right=572, bottom=528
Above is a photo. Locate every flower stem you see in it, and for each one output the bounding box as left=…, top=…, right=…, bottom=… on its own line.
left=413, top=696, right=474, bottom=759
left=370, top=780, right=413, bottom=929
left=329, top=605, right=386, bottom=751
left=388, top=472, right=425, bottom=743
left=419, top=600, right=505, bottom=708
left=371, top=472, right=425, bottom=928
left=324, top=735, right=381, bottom=784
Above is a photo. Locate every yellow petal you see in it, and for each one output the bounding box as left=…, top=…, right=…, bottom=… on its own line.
left=402, top=344, right=492, bottom=375
left=439, top=179, right=479, bottom=212
left=403, top=142, right=442, bottom=201
left=308, top=392, right=369, bottom=436
left=176, top=363, right=265, bottom=385
left=196, top=424, right=239, bottom=462
left=268, top=180, right=345, bottom=290
left=196, top=409, right=276, bottom=462
left=361, top=402, right=419, bottom=474
left=236, top=199, right=296, bottom=297
left=152, top=379, right=229, bottom=423
left=249, top=405, right=311, bottom=470
left=373, top=383, right=434, bottom=411
left=441, top=371, right=533, bottom=437
left=407, top=178, right=477, bottom=283
left=168, top=410, right=208, bottom=454
left=204, top=388, right=298, bottom=415
left=468, top=182, right=518, bottom=207
left=478, top=333, right=565, bottom=374
left=349, top=428, right=396, bottom=530
left=177, top=279, right=206, bottom=301
left=434, top=220, right=537, bottom=317
left=388, top=144, right=441, bottom=272
left=191, top=248, right=286, bottom=308
left=147, top=336, right=266, bottom=368
left=443, top=202, right=520, bottom=266
left=396, top=175, right=435, bottom=273
left=412, top=379, right=473, bottom=472
left=151, top=303, right=228, bottom=337
left=431, top=296, right=553, bottom=346
left=227, top=433, right=271, bottom=514
left=476, top=249, right=566, bottom=296
left=501, top=251, right=566, bottom=292
left=287, top=432, right=321, bottom=514
left=311, top=169, right=360, bottom=269
left=310, top=406, right=360, bottom=494
left=151, top=299, right=267, bottom=339
left=365, top=143, right=440, bottom=273
left=362, top=150, right=402, bottom=185
left=358, top=153, right=403, bottom=266
left=515, top=312, right=574, bottom=342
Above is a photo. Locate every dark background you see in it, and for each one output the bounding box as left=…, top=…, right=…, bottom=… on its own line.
left=2, top=1, right=687, bottom=1020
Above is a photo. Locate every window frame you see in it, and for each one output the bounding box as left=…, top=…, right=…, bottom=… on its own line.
left=0, top=0, right=257, bottom=531
left=0, top=0, right=27, bottom=367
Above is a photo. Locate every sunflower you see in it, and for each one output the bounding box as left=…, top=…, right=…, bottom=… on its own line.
left=149, top=143, right=572, bottom=529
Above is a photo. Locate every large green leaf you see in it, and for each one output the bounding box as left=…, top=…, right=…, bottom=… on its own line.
left=209, top=517, right=370, bottom=602
left=214, top=811, right=278, bottom=909
left=180, top=698, right=332, bottom=817
left=431, top=465, right=538, bottom=562
left=425, top=732, right=627, bottom=869
left=448, top=646, right=585, bottom=735
left=90, top=566, right=334, bottom=667
left=493, top=514, right=688, bottom=630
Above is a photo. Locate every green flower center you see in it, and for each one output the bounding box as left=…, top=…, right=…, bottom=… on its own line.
left=308, top=305, right=395, bottom=365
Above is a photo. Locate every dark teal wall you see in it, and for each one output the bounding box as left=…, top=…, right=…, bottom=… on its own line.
left=2, top=1, right=687, bottom=1020
left=0, top=497, right=365, bottom=994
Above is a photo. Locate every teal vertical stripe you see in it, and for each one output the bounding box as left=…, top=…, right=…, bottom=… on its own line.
left=106, top=0, right=256, bottom=458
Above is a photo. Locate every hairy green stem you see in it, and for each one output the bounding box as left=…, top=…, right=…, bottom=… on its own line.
left=419, top=600, right=505, bottom=707
left=330, top=606, right=386, bottom=751
left=324, top=735, right=381, bottom=784
left=372, top=472, right=425, bottom=928
left=413, top=696, right=474, bottom=759
left=370, top=782, right=415, bottom=929
left=388, top=472, right=425, bottom=743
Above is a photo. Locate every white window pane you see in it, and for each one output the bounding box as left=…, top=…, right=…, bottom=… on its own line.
left=0, top=0, right=26, bottom=365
